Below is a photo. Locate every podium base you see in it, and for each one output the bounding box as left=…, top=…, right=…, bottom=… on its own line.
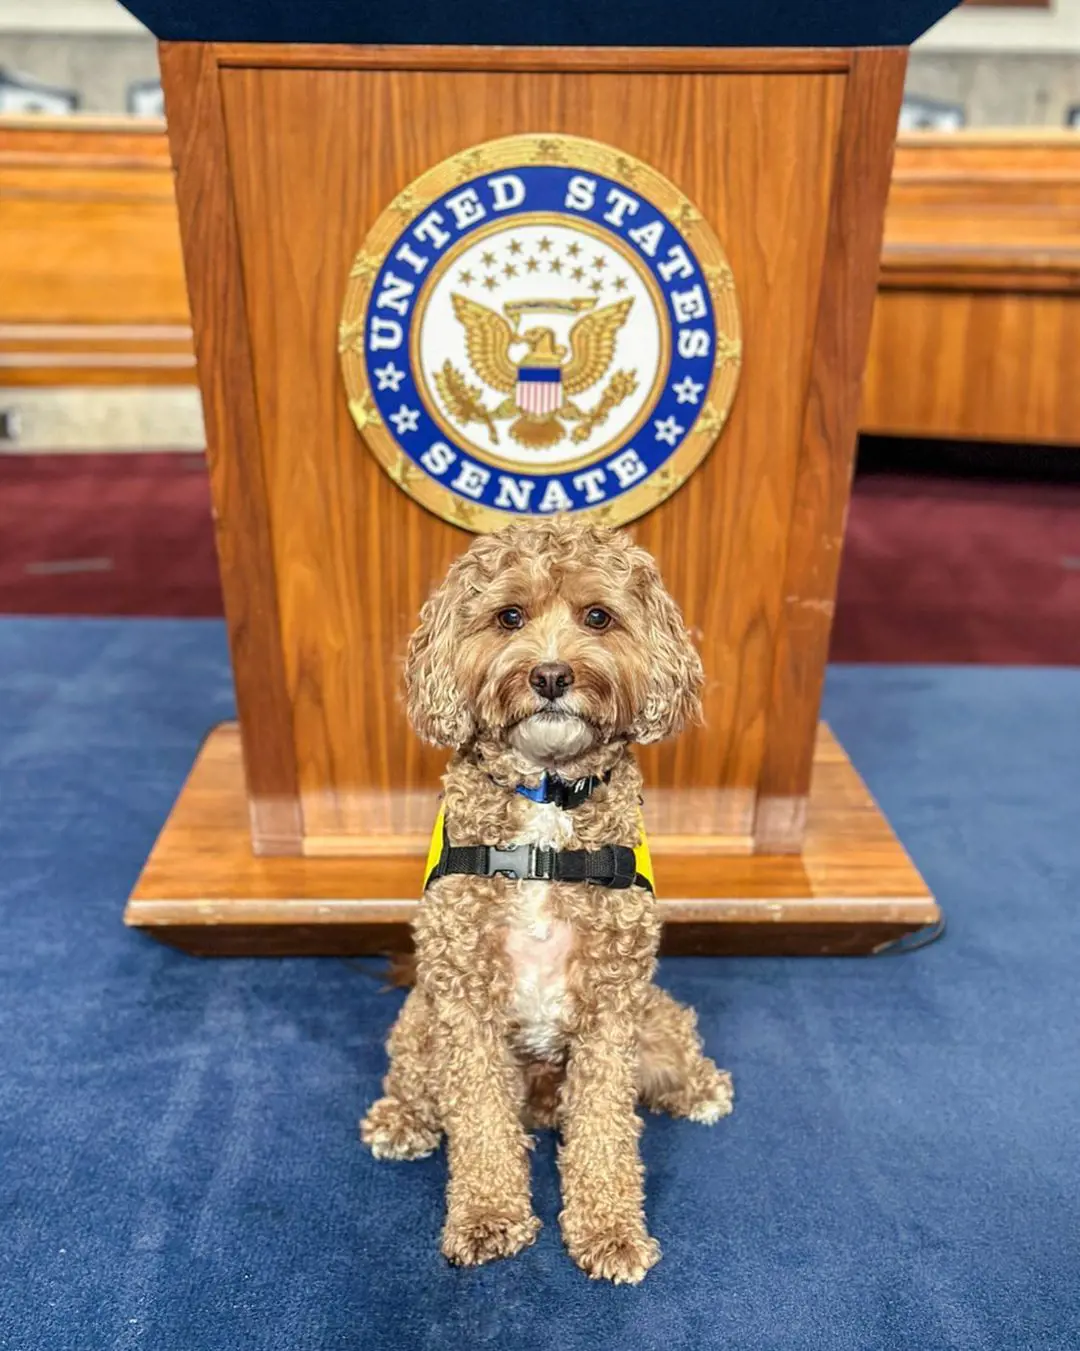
left=125, top=724, right=938, bottom=957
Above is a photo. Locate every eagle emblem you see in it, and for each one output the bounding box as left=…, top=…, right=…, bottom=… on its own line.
left=434, top=293, right=638, bottom=450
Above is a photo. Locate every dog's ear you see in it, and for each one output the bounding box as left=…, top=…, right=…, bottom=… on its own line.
left=627, top=557, right=704, bottom=745
left=404, top=567, right=475, bottom=748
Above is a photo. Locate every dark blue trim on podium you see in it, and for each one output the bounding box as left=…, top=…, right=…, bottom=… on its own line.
left=120, top=1, right=961, bottom=50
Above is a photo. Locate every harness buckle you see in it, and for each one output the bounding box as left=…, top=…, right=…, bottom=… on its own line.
left=485, top=844, right=557, bottom=882
left=485, top=844, right=533, bottom=880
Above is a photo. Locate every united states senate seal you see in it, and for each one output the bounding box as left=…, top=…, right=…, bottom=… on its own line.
left=339, top=134, right=741, bottom=531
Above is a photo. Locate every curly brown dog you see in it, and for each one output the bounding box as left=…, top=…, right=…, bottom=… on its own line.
left=361, top=519, right=733, bottom=1284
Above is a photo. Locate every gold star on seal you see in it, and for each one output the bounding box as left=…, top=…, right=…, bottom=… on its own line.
left=347, top=395, right=381, bottom=431
left=566, top=242, right=582, bottom=258
left=337, top=317, right=364, bottom=355
left=613, top=276, right=628, bottom=292
left=388, top=452, right=420, bottom=488
left=390, top=188, right=420, bottom=217
left=525, top=256, right=540, bottom=273
left=649, top=466, right=685, bottom=501
left=705, top=263, right=736, bottom=297
left=715, top=333, right=743, bottom=367
left=570, top=266, right=586, bottom=282
left=613, top=156, right=641, bottom=185
left=508, top=239, right=523, bottom=255
left=590, top=279, right=604, bottom=293
left=532, top=138, right=566, bottom=164
left=537, top=236, right=553, bottom=253
left=483, top=275, right=499, bottom=291
left=458, top=270, right=474, bottom=286
left=453, top=148, right=488, bottom=182
left=592, top=255, right=607, bottom=271
left=481, top=251, right=497, bottom=267
left=549, top=258, right=563, bottom=275
left=503, top=263, right=518, bottom=279
left=348, top=252, right=378, bottom=283
left=695, top=402, right=723, bottom=435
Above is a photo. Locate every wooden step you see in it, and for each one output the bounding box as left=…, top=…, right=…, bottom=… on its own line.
left=125, top=722, right=939, bottom=958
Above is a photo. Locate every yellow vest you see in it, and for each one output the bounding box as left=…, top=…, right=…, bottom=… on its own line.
left=424, top=803, right=655, bottom=893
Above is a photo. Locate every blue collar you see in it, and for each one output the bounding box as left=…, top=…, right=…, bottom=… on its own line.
left=514, top=771, right=611, bottom=811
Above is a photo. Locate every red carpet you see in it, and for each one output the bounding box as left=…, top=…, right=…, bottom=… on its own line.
left=1, top=453, right=222, bottom=619
left=3, top=450, right=1080, bottom=663
left=834, top=471, right=1080, bottom=664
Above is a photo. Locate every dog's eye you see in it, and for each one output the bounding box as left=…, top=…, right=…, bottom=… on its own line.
left=583, top=607, right=614, bottom=631
left=497, top=607, right=526, bottom=631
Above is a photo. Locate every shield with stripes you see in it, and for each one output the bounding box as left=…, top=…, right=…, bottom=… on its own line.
left=515, top=365, right=563, bottom=416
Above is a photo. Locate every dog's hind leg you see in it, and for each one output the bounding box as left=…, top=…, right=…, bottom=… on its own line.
left=636, top=986, right=734, bottom=1124
left=361, top=987, right=443, bottom=1160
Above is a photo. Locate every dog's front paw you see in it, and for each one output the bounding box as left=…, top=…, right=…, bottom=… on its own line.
left=360, top=1097, right=440, bottom=1161
left=686, top=1064, right=734, bottom=1124
left=562, top=1217, right=661, bottom=1285
left=441, top=1205, right=541, bottom=1267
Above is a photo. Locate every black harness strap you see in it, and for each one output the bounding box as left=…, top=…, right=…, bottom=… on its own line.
left=427, top=835, right=651, bottom=893
left=429, top=765, right=651, bottom=893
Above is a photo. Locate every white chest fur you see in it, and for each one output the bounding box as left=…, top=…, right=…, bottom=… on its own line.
left=504, top=799, right=576, bottom=1061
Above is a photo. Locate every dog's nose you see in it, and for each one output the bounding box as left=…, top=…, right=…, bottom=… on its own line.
left=529, top=662, right=575, bottom=701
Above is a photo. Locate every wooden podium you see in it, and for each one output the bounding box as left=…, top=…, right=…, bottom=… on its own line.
left=119, top=9, right=955, bottom=956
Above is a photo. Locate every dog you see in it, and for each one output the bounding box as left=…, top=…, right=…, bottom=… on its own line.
left=361, top=518, right=733, bottom=1284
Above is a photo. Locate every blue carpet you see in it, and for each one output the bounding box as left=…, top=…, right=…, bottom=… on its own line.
left=1, top=617, right=1078, bottom=1351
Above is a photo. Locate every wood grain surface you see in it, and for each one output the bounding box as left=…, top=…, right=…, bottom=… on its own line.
left=863, top=289, right=1080, bottom=443
left=0, top=325, right=194, bottom=386
left=125, top=722, right=938, bottom=956
left=864, top=131, right=1080, bottom=443
left=161, top=43, right=302, bottom=852
left=215, top=54, right=846, bottom=849
left=880, top=132, right=1080, bottom=293
left=0, top=117, right=192, bottom=386
left=211, top=44, right=856, bottom=73
left=756, top=48, right=908, bottom=849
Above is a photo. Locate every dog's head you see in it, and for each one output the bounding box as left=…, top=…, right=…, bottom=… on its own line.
left=404, top=519, right=703, bottom=764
